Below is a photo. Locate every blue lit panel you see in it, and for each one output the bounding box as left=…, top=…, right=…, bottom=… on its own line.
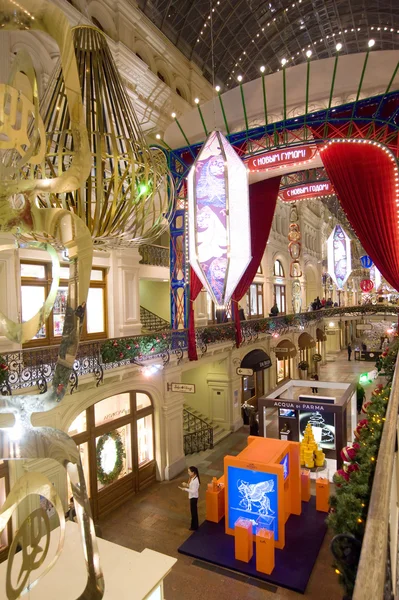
left=227, top=466, right=279, bottom=540
left=280, top=453, right=289, bottom=480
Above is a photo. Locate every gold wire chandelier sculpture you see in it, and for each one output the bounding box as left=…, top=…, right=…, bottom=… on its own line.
left=38, top=25, right=174, bottom=248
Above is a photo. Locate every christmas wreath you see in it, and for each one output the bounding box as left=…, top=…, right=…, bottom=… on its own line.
left=298, top=360, right=309, bottom=371
left=0, top=356, right=8, bottom=386
left=96, top=430, right=126, bottom=486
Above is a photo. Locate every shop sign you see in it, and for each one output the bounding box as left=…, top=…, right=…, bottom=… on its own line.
left=246, top=144, right=318, bottom=172
left=236, top=367, right=254, bottom=376
left=360, top=255, right=373, bottom=269
left=312, top=353, right=322, bottom=362
left=271, top=347, right=289, bottom=353
left=280, top=181, right=333, bottom=202
left=167, top=382, right=196, bottom=393
left=326, top=331, right=336, bottom=335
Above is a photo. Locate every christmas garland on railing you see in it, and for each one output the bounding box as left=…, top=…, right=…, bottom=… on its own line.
left=101, top=332, right=170, bottom=364
left=0, top=356, right=8, bottom=386
left=327, top=336, right=399, bottom=597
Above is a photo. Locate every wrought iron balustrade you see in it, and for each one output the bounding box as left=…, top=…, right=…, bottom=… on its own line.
left=138, top=244, right=169, bottom=267
left=1, top=304, right=398, bottom=395
left=183, top=408, right=214, bottom=455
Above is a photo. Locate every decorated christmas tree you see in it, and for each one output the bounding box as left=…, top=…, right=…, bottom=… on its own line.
left=309, top=412, right=335, bottom=444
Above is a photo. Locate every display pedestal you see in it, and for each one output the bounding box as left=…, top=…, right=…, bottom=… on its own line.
left=256, top=529, right=275, bottom=575
left=0, top=521, right=176, bottom=599
left=234, top=517, right=253, bottom=563
left=301, top=469, right=311, bottom=502
left=206, top=484, right=225, bottom=523
left=316, top=477, right=330, bottom=512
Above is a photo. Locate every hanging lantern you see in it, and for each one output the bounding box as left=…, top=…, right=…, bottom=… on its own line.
left=360, top=255, right=373, bottom=269
left=37, top=26, right=173, bottom=248
left=187, top=131, right=251, bottom=306
left=360, top=279, right=374, bottom=293
left=327, top=224, right=352, bottom=289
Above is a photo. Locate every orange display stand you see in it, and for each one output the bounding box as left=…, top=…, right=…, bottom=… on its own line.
left=234, top=517, right=253, bottom=563
left=301, top=469, right=311, bottom=502
left=206, top=484, right=225, bottom=523
left=316, top=476, right=330, bottom=512
left=224, top=437, right=301, bottom=550
left=256, top=528, right=275, bottom=575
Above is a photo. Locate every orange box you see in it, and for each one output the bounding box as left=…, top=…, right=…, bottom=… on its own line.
left=316, top=476, right=330, bottom=512
left=256, top=529, right=275, bottom=575
left=206, top=485, right=225, bottom=523
left=234, top=518, right=253, bottom=563
left=301, top=469, right=311, bottom=502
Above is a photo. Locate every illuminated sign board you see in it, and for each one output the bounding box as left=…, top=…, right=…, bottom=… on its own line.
left=246, top=145, right=318, bottom=172
left=280, top=181, right=333, bottom=202
left=227, top=466, right=279, bottom=538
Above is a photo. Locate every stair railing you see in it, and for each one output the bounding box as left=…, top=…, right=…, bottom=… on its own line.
left=183, top=408, right=214, bottom=455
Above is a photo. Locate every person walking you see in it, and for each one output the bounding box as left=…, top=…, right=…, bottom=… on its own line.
left=311, top=373, right=319, bottom=393
left=179, top=466, right=200, bottom=531
left=347, top=343, right=352, bottom=361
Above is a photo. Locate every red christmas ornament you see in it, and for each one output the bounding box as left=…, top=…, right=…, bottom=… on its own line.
left=360, top=279, right=374, bottom=293
left=340, top=443, right=360, bottom=462
left=337, top=469, right=350, bottom=482
left=347, top=463, right=360, bottom=474
left=361, top=401, right=371, bottom=414
left=354, top=419, right=368, bottom=439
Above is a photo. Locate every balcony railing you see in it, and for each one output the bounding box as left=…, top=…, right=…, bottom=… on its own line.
left=138, top=244, right=169, bottom=267
left=0, top=304, right=398, bottom=396
left=352, top=353, right=399, bottom=599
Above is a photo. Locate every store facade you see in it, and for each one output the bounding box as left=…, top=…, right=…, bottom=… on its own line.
left=274, top=339, right=297, bottom=383
left=68, top=390, right=155, bottom=520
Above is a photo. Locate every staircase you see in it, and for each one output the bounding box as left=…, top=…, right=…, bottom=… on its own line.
left=140, top=306, right=169, bottom=333
left=183, top=404, right=230, bottom=455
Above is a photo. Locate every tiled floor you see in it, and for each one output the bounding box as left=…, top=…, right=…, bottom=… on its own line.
left=99, top=350, right=369, bottom=600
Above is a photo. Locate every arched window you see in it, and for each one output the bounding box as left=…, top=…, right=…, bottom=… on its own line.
left=92, top=17, right=105, bottom=32
left=157, top=71, right=166, bottom=83
left=68, top=391, right=155, bottom=520
left=273, top=260, right=285, bottom=277
left=176, top=87, right=185, bottom=99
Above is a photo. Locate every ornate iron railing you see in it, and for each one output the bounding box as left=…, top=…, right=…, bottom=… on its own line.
left=140, top=306, right=170, bottom=332
left=183, top=408, right=214, bottom=455
left=138, top=244, right=169, bottom=267
left=1, top=304, right=398, bottom=396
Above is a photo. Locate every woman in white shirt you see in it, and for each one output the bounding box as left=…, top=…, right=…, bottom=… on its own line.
left=179, top=466, right=200, bottom=530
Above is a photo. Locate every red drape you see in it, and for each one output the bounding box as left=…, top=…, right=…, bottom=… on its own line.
left=320, top=142, right=399, bottom=291
left=232, top=176, right=282, bottom=347
left=188, top=268, right=203, bottom=361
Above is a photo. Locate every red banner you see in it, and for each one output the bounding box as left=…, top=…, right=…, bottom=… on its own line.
left=246, top=145, right=318, bottom=172
left=279, top=181, right=333, bottom=202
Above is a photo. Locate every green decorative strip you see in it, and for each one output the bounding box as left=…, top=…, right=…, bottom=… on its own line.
left=239, top=83, right=249, bottom=132
left=218, top=93, right=230, bottom=136
left=196, top=105, right=208, bottom=136
left=261, top=74, right=268, bottom=128
left=175, top=118, right=195, bottom=157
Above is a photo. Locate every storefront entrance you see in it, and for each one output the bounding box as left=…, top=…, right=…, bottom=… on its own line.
left=68, top=391, right=155, bottom=520
left=240, top=349, right=271, bottom=411
left=274, top=340, right=297, bottom=383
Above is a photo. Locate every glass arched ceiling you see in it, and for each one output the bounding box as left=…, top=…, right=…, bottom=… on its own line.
left=138, top=0, right=399, bottom=89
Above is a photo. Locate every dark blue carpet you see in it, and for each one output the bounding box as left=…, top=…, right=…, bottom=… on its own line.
left=178, top=496, right=327, bottom=594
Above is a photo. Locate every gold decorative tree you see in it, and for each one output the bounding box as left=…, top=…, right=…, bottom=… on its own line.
left=38, top=25, right=174, bottom=248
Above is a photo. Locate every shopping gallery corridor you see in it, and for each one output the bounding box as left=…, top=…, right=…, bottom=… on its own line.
left=99, top=351, right=367, bottom=600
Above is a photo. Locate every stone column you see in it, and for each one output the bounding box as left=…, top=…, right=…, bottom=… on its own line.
left=163, top=368, right=186, bottom=480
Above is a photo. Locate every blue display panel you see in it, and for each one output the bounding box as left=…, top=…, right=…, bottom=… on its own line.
left=227, top=466, right=279, bottom=539
left=280, top=453, right=289, bottom=480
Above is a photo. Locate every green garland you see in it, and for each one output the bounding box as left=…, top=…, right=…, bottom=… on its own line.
left=0, top=355, right=8, bottom=386
left=327, top=336, right=399, bottom=597
left=96, top=430, right=126, bottom=486
left=101, top=333, right=169, bottom=364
